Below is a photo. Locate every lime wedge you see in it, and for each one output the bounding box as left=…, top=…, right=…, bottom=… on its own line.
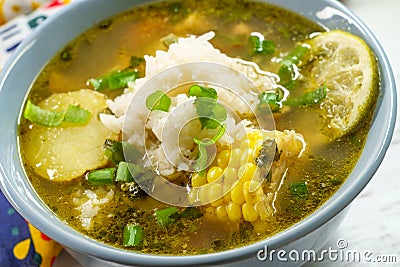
left=304, top=30, right=379, bottom=139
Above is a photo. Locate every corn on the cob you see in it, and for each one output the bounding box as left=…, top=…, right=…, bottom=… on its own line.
left=188, top=129, right=305, bottom=225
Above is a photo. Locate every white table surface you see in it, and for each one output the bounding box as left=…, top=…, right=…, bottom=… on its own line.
left=55, top=0, right=400, bottom=266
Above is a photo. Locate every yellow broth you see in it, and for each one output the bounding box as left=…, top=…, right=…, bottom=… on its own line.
left=18, top=0, right=375, bottom=255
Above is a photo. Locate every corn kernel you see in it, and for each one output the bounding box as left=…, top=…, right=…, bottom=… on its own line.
left=223, top=167, right=238, bottom=186
left=217, top=150, right=231, bottom=168
left=208, top=183, right=223, bottom=206
left=227, top=202, right=242, bottom=221
left=215, top=205, right=228, bottom=220
left=242, top=202, right=259, bottom=222
left=191, top=172, right=207, bottom=187
left=230, top=148, right=242, bottom=169
left=198, top=187, right=209, bottom=204
left=243, top=180, right=264, bottom=204
left=187, top=189, right=198, bottom=205
left=207, top=166, right=223, bottom=183
left=240, top=148, right=255, bottom=166
left=222, top=183, right=232, bottom=203
left=238, top=162, right=257, bottom=182
left=231, top=181, right=245, bottom=205
left=250, top=130, right=264, bottom=143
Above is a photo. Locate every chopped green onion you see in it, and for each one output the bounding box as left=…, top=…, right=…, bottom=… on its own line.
left=104, top=140, right=125, bottom=164
left=258, top=90, right=284, bottom=113
left=146, top=91, right=172, bottom=112
left=123, top=142, right=144, bottom=165
left=278, top=65, right=295, bottom=88
left=63, top=105, right=91, bottom=124
left=194, top=124, right=226, bottom=146
left=123, top=224, right=143, bottom=247
left=23, top=101, right=91, bottom=127
left=161, top=33, right=179, bottom=47
left=23, top=100, right=65, bottom=127
left=290, top=181, right=308, bottom=198
left=193, top=142, right=208, bottom=175
left=188, top=85, right=218, bottom=100
left=155, top=207, right=178, bottom=227
left=116, top=162, right=140, bottom=182
left=188, top=85, right=227, bottom=174
left=88, top=69, right=138, bottom=91
left=279, top=45, right=310, bottom=87
left=86, top=168, right=116, bottom=185
left=104, top=140, right=143, bottom=165
left=285, top=85, right=327, bottom=107
left=188, top=85, right=226, bottom=129
left=193, top=124, right=226, bottom=174
left=282, top=45, right=310, bottom=66
left=177, top=207, right=202, bottom=220
left=213, top=103, right=227, bottom=120
left=248, top=34, right=275, bottom=55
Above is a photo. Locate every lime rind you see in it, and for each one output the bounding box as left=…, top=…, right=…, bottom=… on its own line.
left=304, top=30, right=379, bottom=139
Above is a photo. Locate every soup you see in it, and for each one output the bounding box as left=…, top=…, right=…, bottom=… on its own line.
left=18, top=0, right=378, bottom=255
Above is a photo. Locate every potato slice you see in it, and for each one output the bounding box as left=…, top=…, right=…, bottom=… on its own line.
left=21, top=89, right=117, bottom=182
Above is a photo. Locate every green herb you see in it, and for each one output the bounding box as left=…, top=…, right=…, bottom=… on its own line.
left=104, top=140, right=125, bottom=164
left=161, top=33, right=179, bottom=47
left=188, top=85, right=226, bottom=129
left=146, top=91, right=172, bottom=112
left=279, top=45, right=310, bottom=87
left=282, top=45, right=310, bottom=65
left=285, top=85, right=327, bottom=107
left=123, top=142, right=144, bottom=165
left=258, top=89, right=284, bottom=113
left=121, top=182, right=146, bottom=200
left=188, top=85, right=227, bottom=174
left=123, top=224, right=143, bottom=247
left=290, top=181, right=308, bottom=198
left=88, top=69, right=138, bottom=91
left=188, top=84, right=217, bottom=99
left=155, top=207, right=178, bottom=227
left=193, top=124, right=226, bottom=147
left=23, top=101, right=91, bottom=127
left=63, top=105, right=91, bottom=124
left=170, top=207, right=202, bottom=221
left=193, top=141, right=208, bottom=175
left=129, top=56, right=145, bottom=68
left=193, top=125, right=226, bottom=174
left=116, top=162, right=140, bottom=182
left=176, top=207, right=202, bottom=220
left=104, top=140, right=143, bottom=165
left=24, top=101, right=65, bottom=127
left=248, top=34, right=275, bottom=55
left=86, top=168, right=116, bottom=185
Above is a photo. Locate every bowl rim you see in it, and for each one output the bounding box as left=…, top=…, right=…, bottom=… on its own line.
left=0, top=0, right=397, bottom=266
